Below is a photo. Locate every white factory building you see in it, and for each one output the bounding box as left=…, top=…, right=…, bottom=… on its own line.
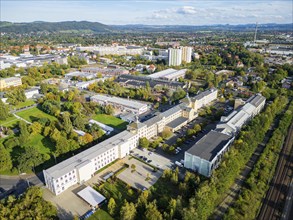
left=90, top=94, right=149, bottom=115
left=76, top=45, right=144, bottom=56
left=44, top=89, right=218, bottom=195
left=184, top=94, right=266, bottom=177
left=148, top=68, right=187, bottom=81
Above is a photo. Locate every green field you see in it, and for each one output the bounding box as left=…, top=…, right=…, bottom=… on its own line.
left=23, top=133, right=55, bottom=154
left=16, top=107, right=56, bottom=122
left=0, top=115, right=20, bottom=127
left=93, top=114, right=128, bottom=130
left=12, top=99, right=36, bottom=110
left=88, top=208, right=113, bottom=220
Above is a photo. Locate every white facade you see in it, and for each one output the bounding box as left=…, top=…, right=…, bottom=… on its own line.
left=0, top=77, right=22, bottom=90
left=191, top=89, right=218, bottom=111
left=24, top=88, right=39, bottom=99
left=181, top=47, right=192, bottom=63
left=168, top=48, right=182, bottom=66
left=216, top=94, right=266, bottom=136
left=184, top=94, right=266, bottom=177
left=44, top=89, right=216, bottom=195
left=76, top=46, right=144, bottom=56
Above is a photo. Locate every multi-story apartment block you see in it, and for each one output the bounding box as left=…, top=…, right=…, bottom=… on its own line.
left=168, top=48, right=182, bottom=66
left=44, top=89, right=218, bottom=195
left=0, top=77, right=22, bottom=90
left=181, top=47, right=192, bottom=63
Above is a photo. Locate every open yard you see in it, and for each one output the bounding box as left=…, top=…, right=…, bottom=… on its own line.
left=23, top=133, right=55, bottom=154
left=12, top=99, right=36, bottom=110
left=93, top=114, right=128, bottom=130
left=0, top=115, right=20, bottom=127
left=117, top=158, right=163, bottom=190
left=16, top=107, right=56, bottom=122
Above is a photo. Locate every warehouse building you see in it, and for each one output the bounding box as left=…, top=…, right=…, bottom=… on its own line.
left=90, top=94, right=149, bottom=115
left=184, top=131, right=234, bottom=177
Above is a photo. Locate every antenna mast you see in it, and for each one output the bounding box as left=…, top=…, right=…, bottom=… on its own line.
left=254, top=22, right=258, bottom=45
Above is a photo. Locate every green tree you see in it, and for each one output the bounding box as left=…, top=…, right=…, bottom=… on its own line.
left=139, top=137, right=150, bottom=149
left=108, top=197, right=116, bottom=216
left=131, top=164, right=136, bottom=172
left=18, top=146, right=44, bottom=172
left=62, top=111, right=73, bottom=134
left=104, top=104, right=114, bottom=115
left=18, top=120, right=30, bottom=144
left=29, top=122, right=43, bottom=135
left=0, top=186, right=57, bottom=219
left=0, top=99, right=9, bottom=120
left=145, top=200, right=163, bottom=220
left=0, top=144, right=12, bottom=171
left=161, top=128, right=173, bottom=139
left=120, top=201, right=136, bottom=220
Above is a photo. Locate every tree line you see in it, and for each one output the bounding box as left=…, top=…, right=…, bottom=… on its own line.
left=224, top=101, right=293, bottom=220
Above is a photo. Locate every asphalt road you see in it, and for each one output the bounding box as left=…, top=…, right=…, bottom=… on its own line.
left=0, top=173, right=44, bottom=199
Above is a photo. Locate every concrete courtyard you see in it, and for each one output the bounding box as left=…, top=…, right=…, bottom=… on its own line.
left=117, top=158, right=163, bottom=190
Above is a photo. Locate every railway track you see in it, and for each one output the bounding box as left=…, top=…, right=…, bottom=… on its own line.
left=257, top=122, right=293, bottom=220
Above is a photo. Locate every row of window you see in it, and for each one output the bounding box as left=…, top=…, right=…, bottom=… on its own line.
left=55, top=170, right=75, bottom=183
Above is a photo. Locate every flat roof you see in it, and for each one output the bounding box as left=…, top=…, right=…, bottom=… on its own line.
left=166, top=117, right=188, bottom=128
left=187, top=130, right=232, bottom=161
left=91, top=94, right=148, bottom=110
left=77, top=186, right=106, bottom=207
left=44, top=130, right=134, bottom=179
left=192, top=89, right=217, bottom=101
left=247, top=94, right=266, bottom=108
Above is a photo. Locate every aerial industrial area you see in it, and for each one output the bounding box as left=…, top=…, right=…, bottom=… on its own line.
left=0, top=1, right=292, bottom=220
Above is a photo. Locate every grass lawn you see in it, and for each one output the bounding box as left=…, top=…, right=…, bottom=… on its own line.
left=0, top=115, right=20, bottom=128
left=88, top=208, right=113, bottom=220
left=95, top=178, right=138, bottom=206
left=16, top=107, right=56, bottom=122
left=12, top=99, right=36, bottom=110
left=23, top=133, right=55, bottom=154
left=93, top=114, right=128, bottom=130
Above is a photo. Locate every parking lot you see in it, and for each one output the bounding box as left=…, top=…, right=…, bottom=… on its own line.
left=132, top=148, right=174, bottom=170
left=117, top=158, right=163, bottom=190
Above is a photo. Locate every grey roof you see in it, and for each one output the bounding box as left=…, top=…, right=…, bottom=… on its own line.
left=191, top=89, right=217, bottom=101
left=247, top=94, right=266, bottom=108
left=166, top=117, right=188, bottom=128
left=45, top=130, right=134, bottom=179
left=143, top=115, right=163, bottom=126
left=187, top=130, right=232, bottom=161
left=91, top=94, right=148, bottom=110
left=161, top=105, right=181, bottom=117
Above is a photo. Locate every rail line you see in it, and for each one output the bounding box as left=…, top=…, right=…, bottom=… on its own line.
left=257, top=122, right=293, bottom=220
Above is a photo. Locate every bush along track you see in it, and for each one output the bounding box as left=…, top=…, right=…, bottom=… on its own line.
left=224, top=101, right=293, bottom=220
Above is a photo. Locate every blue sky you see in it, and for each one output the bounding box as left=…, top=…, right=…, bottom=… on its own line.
left=1, top=0, right=292, bottom=25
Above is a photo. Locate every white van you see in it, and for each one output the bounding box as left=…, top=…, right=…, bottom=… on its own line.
left=175, top=161, right=183, bottom=168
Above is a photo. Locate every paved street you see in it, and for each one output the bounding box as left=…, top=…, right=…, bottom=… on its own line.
left=0, top=173, right=44, bottom=199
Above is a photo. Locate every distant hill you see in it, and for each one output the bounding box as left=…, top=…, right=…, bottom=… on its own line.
left=0, top=21, right=112, bottom=33
left=112, top=23, right=293, bottom=32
